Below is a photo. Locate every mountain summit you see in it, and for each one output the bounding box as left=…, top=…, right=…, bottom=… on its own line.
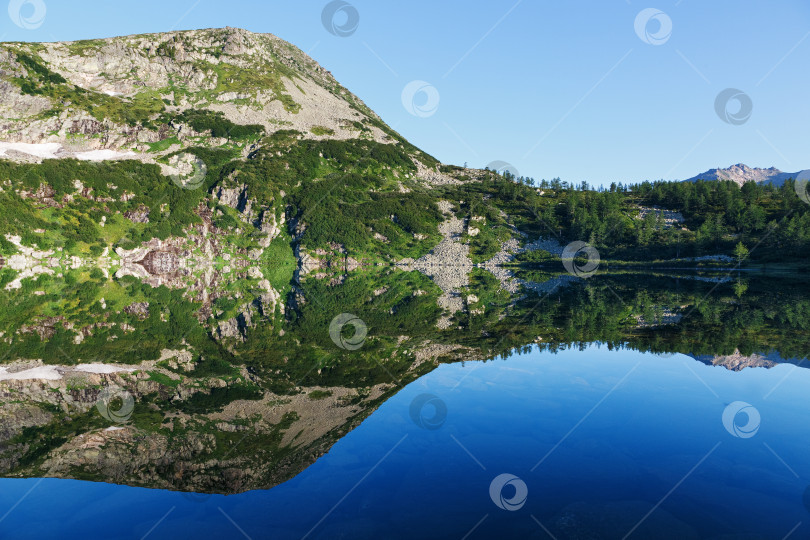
left=0, top=27, right=400, bottom=162
left=684, top=163, right=802, bottom=186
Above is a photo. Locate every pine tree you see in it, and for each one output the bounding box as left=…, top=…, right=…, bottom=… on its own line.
left=734, top=241, right=749, bottom=263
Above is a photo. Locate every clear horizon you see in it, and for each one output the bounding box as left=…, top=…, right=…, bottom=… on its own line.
left=2, top=0, right=808, bottom=186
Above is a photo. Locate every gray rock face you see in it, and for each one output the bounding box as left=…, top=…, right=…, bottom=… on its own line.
left=0, top=402, right=53, bottom=443
left=19, top=317, right=64, bottom=340
left=139, top=250, right=180, bottom=275
left=408, top=210, right=472, bottom=293
left=413, top=159, right=459, bottom=186
left=123, top=205, right=150, bottom=223
left=256, top=289, right=281, bottom=317
left=684, top=163, right=806, bottom=186
left=0, top=77, right=52, bottom=120
left=0, top=27, right=393, bottom=160
left=254, top=208, right=285, bottom=247
left=258, top=209, right=284, bottom=240
left=214, top=183, right=250, bottom=214
left=399, top=203, right=472, bottom=329
left=115, top=237, right=191, bottom=288
left=123, top=302, right=150, bottom=319
left=216, top=316, right=247, bottom=342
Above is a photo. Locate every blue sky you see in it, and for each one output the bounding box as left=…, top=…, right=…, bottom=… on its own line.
left=3, top=0, right=809, bottom=185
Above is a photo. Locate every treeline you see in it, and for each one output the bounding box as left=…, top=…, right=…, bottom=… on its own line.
left=461, top=170, right=810, bottom=262
left=629, top=179, right=810, bottom=259
left=451, top=271, right=810, bottom=364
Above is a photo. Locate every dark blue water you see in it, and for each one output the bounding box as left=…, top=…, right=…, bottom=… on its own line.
left=2, top=345, right=809, bottom=539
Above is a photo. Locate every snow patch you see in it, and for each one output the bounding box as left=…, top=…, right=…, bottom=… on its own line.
left=0, top=366, right=61, bottom=381
left=0, top=142, right=137, bottom=162
left=75, top=149, right=136, bottom=161
left=0, top=142, right=62, bottom=159
left=0, top=363, right=136, bottom=381
left=73, top=364, right=136, bottom=374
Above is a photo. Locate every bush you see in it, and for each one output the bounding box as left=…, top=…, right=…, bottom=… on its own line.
left=169, top=109, right=264, bottom=140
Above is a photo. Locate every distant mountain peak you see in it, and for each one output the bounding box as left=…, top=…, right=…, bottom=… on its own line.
left=684, top=163, right=801, bottom=186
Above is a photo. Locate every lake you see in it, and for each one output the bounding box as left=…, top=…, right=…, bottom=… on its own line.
left=1, top=271, right=809, bottom=539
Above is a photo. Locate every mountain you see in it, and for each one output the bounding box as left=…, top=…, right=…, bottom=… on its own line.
left=688, top=350, right=800, bottom=371
left=684, top=163, right=803, bottom=186
left=0, top=27, right=459, bottom=283
left=0, top=27, right=400, bottom=159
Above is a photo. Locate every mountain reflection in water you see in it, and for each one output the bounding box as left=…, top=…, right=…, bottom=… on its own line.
left=0, top=268, right=808, bottom=539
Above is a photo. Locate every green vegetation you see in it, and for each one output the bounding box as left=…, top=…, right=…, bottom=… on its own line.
left=449, top=170, right=810, bottom=263
left=0, top=158, right=205, bottom=249
left=146, top=136, right=181, bottom=153
left=167, top=109, right=264, bottom=140
left=64, top=39, right=106, bottom=57
left=310, top=125, right=334, bottom=136
left=147, top=371, right=182, bottom=387
left=207, top=135, right=440, bottom=260
left=170, top=384, right=263, bottom=414
left=15, top=51, right=66, bottom=85
left=205, top=58, right=300, bottom=112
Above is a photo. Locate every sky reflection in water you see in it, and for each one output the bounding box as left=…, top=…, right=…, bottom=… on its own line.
left=1, top=344, right=808, bottom=539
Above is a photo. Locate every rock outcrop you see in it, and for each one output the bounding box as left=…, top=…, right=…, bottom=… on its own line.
left=0, top=28, right=392, bottom=162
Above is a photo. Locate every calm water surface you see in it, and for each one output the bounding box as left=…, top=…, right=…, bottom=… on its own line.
left=2, top=344, right=808, bottom=539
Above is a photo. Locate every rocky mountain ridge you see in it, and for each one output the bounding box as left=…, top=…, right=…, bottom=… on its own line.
left=684, top=163, right=805, bottom=186
left=0, top=27, right=395, bottom=163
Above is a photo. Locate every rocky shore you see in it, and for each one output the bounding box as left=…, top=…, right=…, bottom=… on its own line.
left=398, top=201, right=576, bottom=327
